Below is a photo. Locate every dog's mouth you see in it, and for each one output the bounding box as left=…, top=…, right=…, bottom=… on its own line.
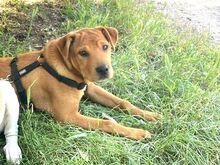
left=83, top=65, right=113, bottom=82
left=98, top=74, right=110, bottom=80
left=87, top=70, right=113, bottom=82
left=83, top=72, right=110, bottom=82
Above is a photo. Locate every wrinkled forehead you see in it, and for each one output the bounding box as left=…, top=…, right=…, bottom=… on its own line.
left=69, top=29, right=108, bottom=51
left=79, top=29, right=106, bottom=42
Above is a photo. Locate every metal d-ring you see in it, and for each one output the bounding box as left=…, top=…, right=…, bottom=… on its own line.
left=5, top=74, right=13, bottom=83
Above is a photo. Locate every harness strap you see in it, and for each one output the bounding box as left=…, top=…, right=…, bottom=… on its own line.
left=18, top=61, right=41, bottom=78
left=10, top=58, right=28, bottom=105
left=40, top=62, right=87, bottom=90
left=9, top=56, right=87, bottom=107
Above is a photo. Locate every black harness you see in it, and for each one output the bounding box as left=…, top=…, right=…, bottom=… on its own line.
left=8, top=55, right=87, bottom=107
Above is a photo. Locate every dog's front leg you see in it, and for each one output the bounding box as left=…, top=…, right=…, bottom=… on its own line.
left=86, top=83, right=161, bottom=121
left=3, top=97, right=22, bottom=164
left=55, top=111, right=151, bottom=140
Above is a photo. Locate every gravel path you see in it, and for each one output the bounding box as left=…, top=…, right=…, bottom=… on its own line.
left=152, top=0, right=220, bottom=44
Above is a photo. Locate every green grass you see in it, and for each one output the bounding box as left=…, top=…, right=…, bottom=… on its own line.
left=0, top=0, right=220, bottom=164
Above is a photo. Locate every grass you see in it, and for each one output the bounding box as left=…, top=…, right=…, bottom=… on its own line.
left=0, top=0, right=220, bottom=164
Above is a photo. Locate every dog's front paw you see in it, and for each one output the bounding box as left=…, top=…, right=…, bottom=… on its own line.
left=133, top=109, right=162, bottom=122
left=143, top=111, right=162, bottom=122
left=3, top=143, right=22, bottom=165
left=128, top=128, right=152, bottom=140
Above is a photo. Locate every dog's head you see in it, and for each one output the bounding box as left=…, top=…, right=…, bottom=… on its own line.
left=55, top=27, right=118, bottom=82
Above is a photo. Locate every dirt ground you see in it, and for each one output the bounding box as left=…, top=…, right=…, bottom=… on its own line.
left=152, top=0, right=220, bottom=44
left=1, top=0, right=220, bottom=47
left=0, top=1, right=65, bottom=49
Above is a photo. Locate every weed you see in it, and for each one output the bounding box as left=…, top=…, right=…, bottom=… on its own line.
left=27, top=6, right=39, bottom=38
left=0, top=0, right=219, bottom=164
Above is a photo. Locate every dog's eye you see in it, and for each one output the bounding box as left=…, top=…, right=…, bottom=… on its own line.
left=103, top=45, right=108, bottom=51
left=79, top=50, right=89, bottom=57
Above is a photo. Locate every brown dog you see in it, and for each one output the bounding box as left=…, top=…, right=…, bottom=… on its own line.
left=0, top=27, right=161, bottom=140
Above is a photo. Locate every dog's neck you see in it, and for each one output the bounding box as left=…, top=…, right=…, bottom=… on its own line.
left=42, top=45, right=85, bottom=83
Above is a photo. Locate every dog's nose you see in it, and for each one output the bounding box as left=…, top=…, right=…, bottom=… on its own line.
left=96, top=65, right=109, bottom=77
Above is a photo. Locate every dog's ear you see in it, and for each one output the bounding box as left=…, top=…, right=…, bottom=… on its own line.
left=56, top=32, right=76, bottom=59
left=97, top=27, right=118, bottom=50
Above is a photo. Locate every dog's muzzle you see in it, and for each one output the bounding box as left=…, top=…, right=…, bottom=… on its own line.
left=96, top=65, right=109, bottom=79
